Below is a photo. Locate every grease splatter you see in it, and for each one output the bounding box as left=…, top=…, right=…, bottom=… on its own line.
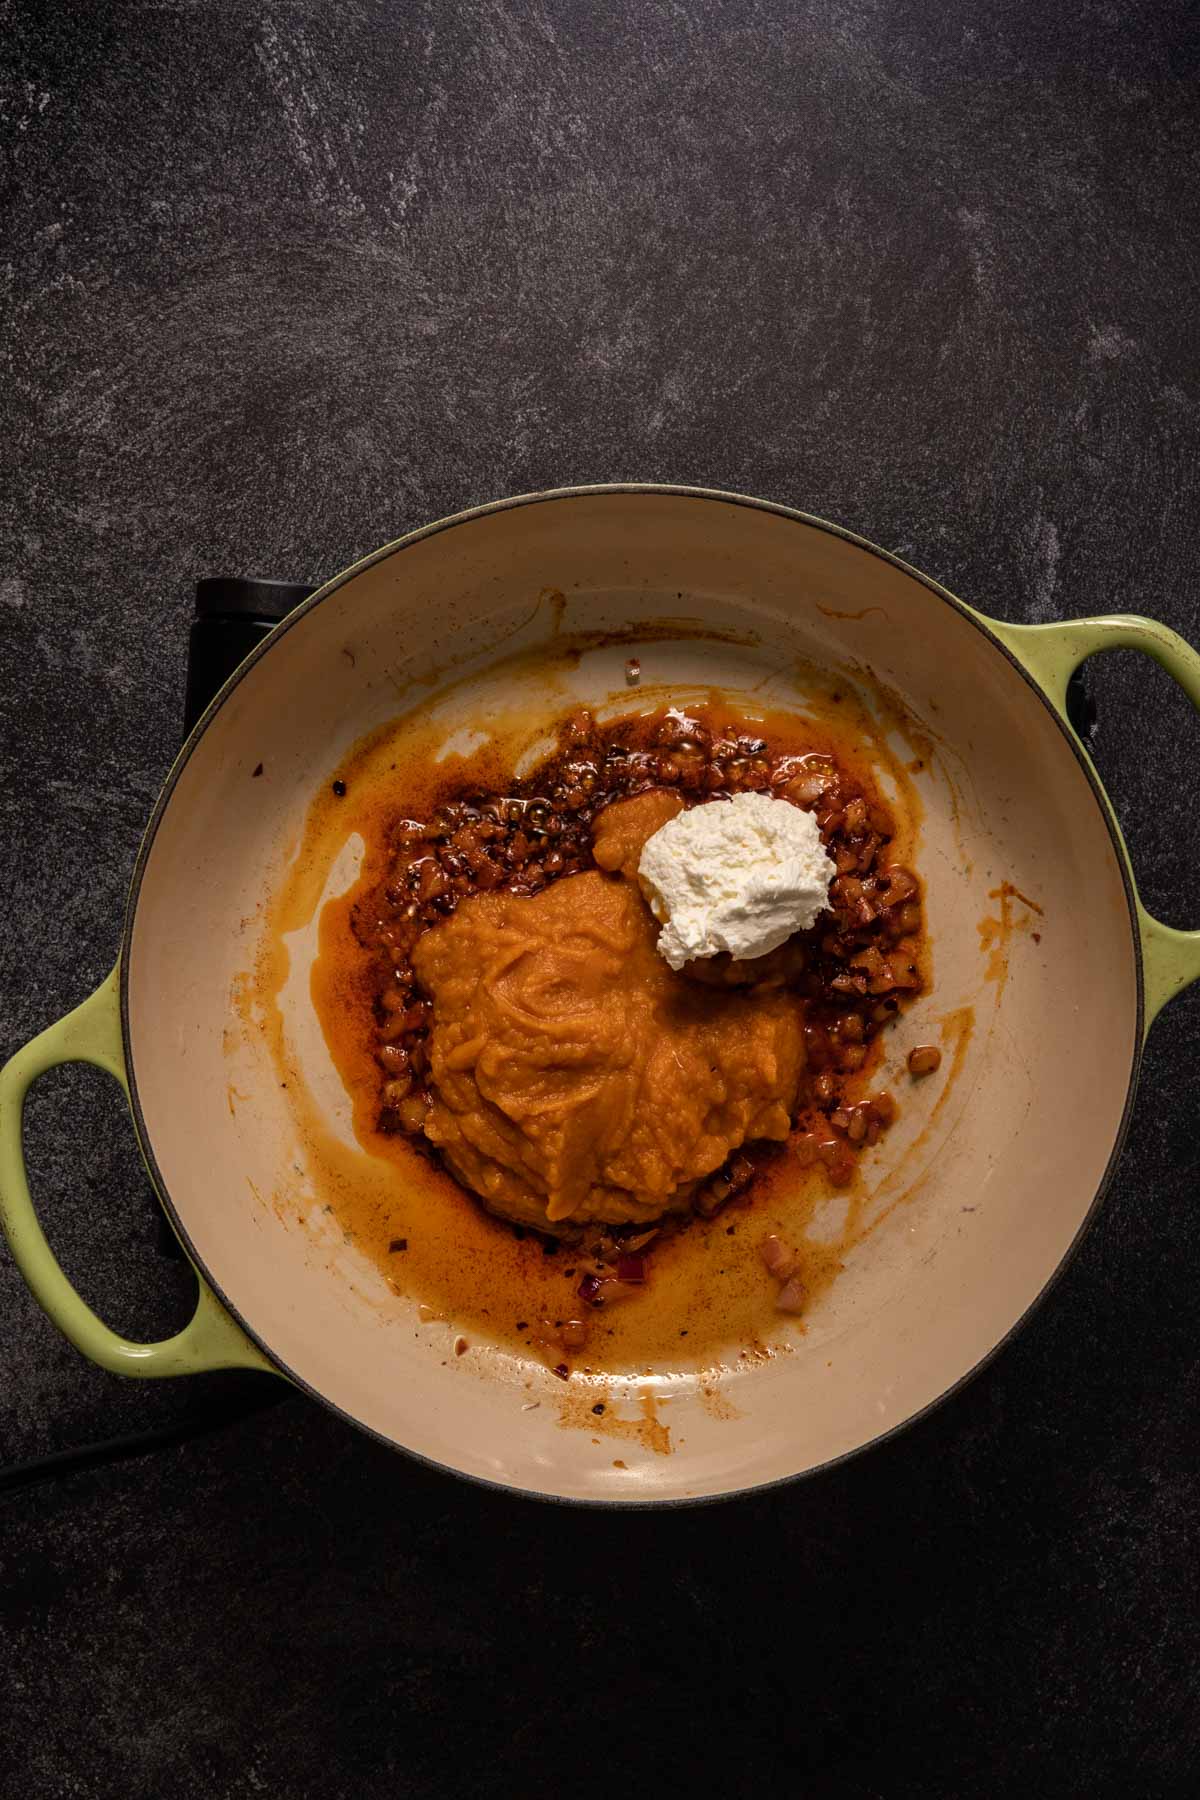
left=978, top=881, right=1044, bottom=987
left=815, top=602, right=889, bottom=622
left=556, top=1387, right=673, bottom=1456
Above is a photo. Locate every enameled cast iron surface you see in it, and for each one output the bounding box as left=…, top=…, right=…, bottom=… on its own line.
left=111, top=488, right=1144, bottom=1503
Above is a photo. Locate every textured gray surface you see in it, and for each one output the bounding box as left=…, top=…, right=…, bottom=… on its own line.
left=2, top=2, right=1200, bottom=1795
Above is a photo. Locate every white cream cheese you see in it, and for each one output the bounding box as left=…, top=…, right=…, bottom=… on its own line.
left=638, top=792, right=836, bottom=970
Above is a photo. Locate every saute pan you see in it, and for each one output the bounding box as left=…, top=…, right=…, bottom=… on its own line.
left=4, top=485, right=1199, bottom=1505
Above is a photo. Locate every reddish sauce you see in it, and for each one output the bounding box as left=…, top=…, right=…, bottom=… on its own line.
left=259, top=682, right=932, bottom=1373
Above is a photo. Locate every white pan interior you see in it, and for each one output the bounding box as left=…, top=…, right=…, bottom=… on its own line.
left=125, top=491, right=1139, bottom=1503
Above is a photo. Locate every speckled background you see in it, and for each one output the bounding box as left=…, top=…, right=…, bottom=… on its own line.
left=2, top=2, right=1200, bottom=1795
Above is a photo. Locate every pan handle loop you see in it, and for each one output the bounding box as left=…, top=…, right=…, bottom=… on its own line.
left=991, top=613, right=1200, bottom=1031
left=0, top=963, right=273, bottom=1377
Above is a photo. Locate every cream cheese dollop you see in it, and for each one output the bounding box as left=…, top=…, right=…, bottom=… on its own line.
left=637, top=792, right=836, bottom=971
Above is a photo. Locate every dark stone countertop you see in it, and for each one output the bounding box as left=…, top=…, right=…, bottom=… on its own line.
left=2, top=4, right=1199, bottom=1795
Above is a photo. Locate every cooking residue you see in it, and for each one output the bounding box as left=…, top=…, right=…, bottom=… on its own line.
left=978, top=880, right=1045, bottom=988
left=236, top=638, right=955, bottom=1395
left=815, top=602, right=889, bottom=623
left=556, top=1388, right=673, bottom=1456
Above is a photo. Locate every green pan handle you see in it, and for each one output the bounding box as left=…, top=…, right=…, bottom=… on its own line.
left=990, top=612, right=1200, bottom=1031
left=0, top=963, right=272, bottom=1377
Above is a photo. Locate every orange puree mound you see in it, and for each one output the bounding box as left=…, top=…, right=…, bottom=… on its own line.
left=591, top=787, right=684, bottom=883
left=412, top=869, right=804, bottom=1231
